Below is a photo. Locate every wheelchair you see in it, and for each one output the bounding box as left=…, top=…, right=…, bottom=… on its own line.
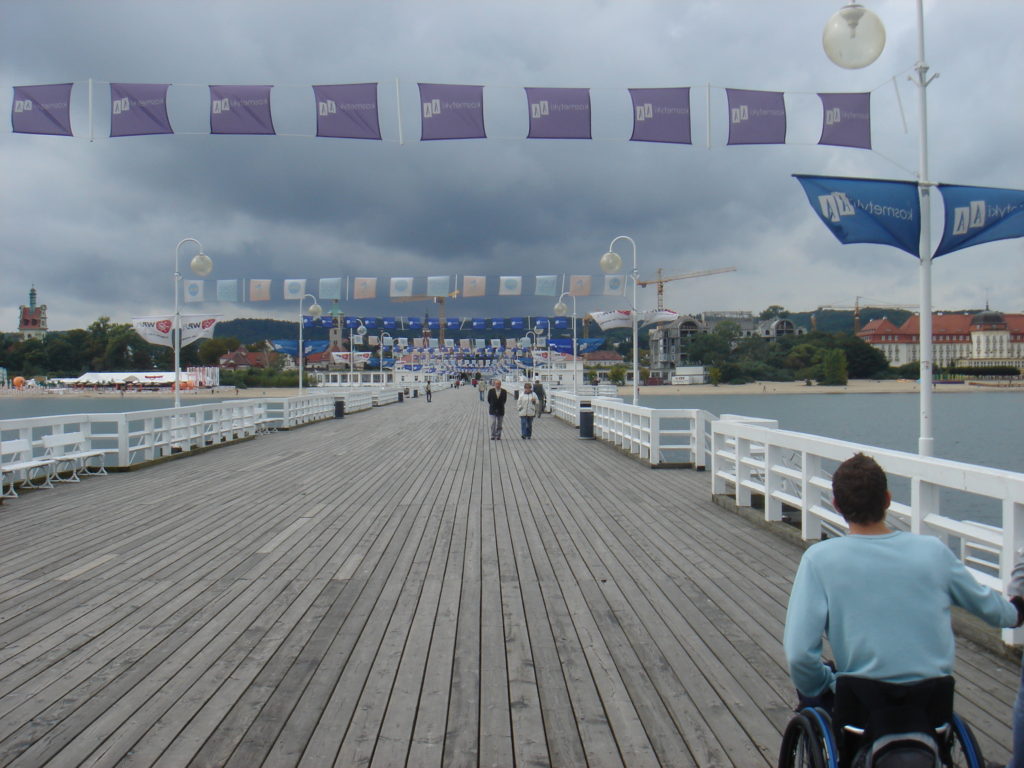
left=778, top=676, right=986, bottom=768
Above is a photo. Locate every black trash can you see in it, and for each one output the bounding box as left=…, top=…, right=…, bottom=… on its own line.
left=578, top=408, right=595, bottom=439
left=334, top=400, right=345, bottom=418
left=398, top=391, right=404, bottom=402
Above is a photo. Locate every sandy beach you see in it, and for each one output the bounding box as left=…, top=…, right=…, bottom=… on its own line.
left=3, top=379, right=1021, bottom=400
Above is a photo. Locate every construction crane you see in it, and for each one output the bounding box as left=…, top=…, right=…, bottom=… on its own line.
left=812, top=297, right=918, bottom=333
left=392, top=290, right=460, bottom=344
left=636, top=267, right=737, bottom=311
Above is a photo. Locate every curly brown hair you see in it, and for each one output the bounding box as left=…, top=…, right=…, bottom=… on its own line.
left=831, top=453, right=889, bottom=525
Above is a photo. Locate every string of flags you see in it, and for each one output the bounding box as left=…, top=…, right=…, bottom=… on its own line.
left=12, top=81, right=873, bottom=149
left=180, top=274, right=631, bottom=304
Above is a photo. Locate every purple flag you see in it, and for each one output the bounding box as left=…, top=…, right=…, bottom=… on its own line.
left=525, top=87, right=591, bottom=139
left=209, top=85, right=275, bottom=135
left=818, top=92, right=871, bottom=150
left=12, top=84, right=73, bottom=136
left=726, top=89, right=786, bottom=145
left=110, top=83, right=172, bottom=137
left=629, top=87, right=691, bottom=144
left=419, top=83, right=485, bottom=140
left=313, top=83, right=380, bottom=140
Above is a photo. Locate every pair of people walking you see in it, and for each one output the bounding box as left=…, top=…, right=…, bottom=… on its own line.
left=486, top=380, right=540, bottom=441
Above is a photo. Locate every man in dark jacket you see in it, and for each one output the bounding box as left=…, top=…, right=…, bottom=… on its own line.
left=486, top=379, right=507, bottom=440
left=533, top=378, right=546, bottom=418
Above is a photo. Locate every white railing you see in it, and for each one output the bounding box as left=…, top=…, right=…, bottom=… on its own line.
left=711, top=415, right=1024, bottom=645
left=0, top=396, right=336, bottom=471
left=372, top=387, right=402, bottom=406
left=550, top=390, right=712, bottom=468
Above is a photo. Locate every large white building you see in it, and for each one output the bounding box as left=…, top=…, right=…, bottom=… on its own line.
left=857, top=310, right=1024, bottom=369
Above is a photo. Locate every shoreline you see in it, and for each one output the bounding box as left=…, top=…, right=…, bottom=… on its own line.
left=2, top=379, right=1022, bottom=400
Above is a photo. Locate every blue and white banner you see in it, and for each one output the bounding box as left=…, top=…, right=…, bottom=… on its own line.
left=934, top=184, right=1024, bottom=258
left=793, top=175, right=921, bottom=257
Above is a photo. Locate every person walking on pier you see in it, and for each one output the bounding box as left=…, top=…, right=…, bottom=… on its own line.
left=784, top=452, right=1024, bottom=711
left=477, top=378, right=486, bottom=401
left=487, top=379, right=507, bottom=440
left=425, top=382, right=432, bottom=403
left=517, top=381, right=540, bottom=439
left=532, top=378, right=546, bottom=418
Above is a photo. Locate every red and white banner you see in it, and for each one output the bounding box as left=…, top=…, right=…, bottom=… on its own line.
left=132, top=315, right=220, bottom=348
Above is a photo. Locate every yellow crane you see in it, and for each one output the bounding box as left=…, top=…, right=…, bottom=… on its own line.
left=636, top=267, right=737, bottom=311
left=391, top=290, right=460, bottom=344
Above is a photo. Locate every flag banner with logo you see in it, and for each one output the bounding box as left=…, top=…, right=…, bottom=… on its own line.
left=353, top=277, right=377, bottom=299
left=603, top=274, right=626, bottom=296
left=303, top=315, right=335, bottom=328
left=390, top=277, right=414, bottom=297
left=818, top=92, right=870, bottom=150
left=491, top=339, right=502, bottom=348
left=283, top=279, right=306, bottom=300
left=463, top=275, right=486, bottom=297
left=526, top=87, right=591, bottom=139
left=491, top=317, right=505, bottom=329
left=427, top=275, right=450, bottom=297
left=209, top=85, right=275, bottom=135
left=548, top=338, right=573, bottom=355
left=499, top=276, right=522, bottom=296
left=109, top=83, right=172, bottom=137
left=131, top=316, right=175, bottom=347
left=794, top=174, right=921, bottom=256
left=590, top=310, right=633, bottom=330
left=318, top=277, right=343, bottom=300
left=216, top=280, right=238, bottom=302
left=552, top=316, right=570, bottom=330
left=419, top=83, right=486, bottom=140
left=249, top=279, right=271, bottom=301
left=629, top=87, right=691, bottom=144
left=643, top=309, right=679, bottom=325
left=183, top=280, right=204, bottom=303
left=407, top=317, right=422, bottom=330
left=534, top=317, right=549, bottom=329
left=313, top=83, right=380, bottom=140
left=426, top=317, right=440, bottom=330
left=510, top=317, right=525, bottom=330
left=934, top=184, right=1024, bottom=257
left=446, top=318, right=460, bottom=330
left=382, top=317, right=397, bottom=330
left=568, top=275, right=592, bottom=296
left=726, top=89, right=786, bottom=145
left=471, top=318, right=487, bottom=330
left=534, top=275, right=558, bottom=296
left=12, top=83, right=73, bottom=136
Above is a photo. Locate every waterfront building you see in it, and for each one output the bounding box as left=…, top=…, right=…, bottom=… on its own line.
left=858, top=310, right=1024, bottom=369
left=18, top=286, right=47, bottom=341
left=648, top=311, right=804, bottom=379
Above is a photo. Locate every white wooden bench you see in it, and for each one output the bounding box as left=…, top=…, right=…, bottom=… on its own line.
left=41, top=432, right=107, bottom=482
left=1, top=438, right=56, bottom=498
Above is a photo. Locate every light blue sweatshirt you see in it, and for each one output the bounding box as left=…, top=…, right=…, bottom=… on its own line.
left=784, top=530, right=1018, bottom=697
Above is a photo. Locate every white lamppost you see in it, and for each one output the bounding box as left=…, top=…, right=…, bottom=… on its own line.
left=554, top=291, right=578, bottom=397
left=298, top=294, right=322, bottom=392
left=350, top=319, right=366, bottom=384
left=379, top=331, right=393, bottom=383
left=600, top=235, right=639, bottom=405
left=823, top=1, right=935, bottom=456
left=173, top=238, right=213, bottom=409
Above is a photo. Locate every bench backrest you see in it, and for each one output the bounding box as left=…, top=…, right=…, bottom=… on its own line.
left=1, top=439, right=35, bottom=462
left=41, top=432, right=86, bottom=451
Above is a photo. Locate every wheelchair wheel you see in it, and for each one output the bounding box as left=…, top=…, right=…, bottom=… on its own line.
left=778, top=710, right=834, bottom=768
left=944, top=714, right=984, bottom=768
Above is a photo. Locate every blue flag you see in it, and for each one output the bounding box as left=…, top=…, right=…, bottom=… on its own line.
left=794, top=175, right=921, bottom=257
left=934, top=184, right=1024, bottom=258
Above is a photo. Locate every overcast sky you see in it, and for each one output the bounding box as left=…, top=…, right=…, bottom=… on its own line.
left=2, top=0, right=1022, bottom=332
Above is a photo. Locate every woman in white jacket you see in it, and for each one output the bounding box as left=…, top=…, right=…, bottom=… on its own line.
left=516, top=382, right=540, bottom=440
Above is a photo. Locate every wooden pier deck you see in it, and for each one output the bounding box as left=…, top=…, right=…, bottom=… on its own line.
left=0, top=388, right=1017, bottom=767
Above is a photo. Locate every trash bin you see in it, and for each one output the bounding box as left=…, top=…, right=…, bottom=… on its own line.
left=334, top=400, right=345, bottom=418
left=578, top=408, right=595, bottom=439
left=413, top=389, right=418, bottom=398
left=398, top=391, right=404, bottom=403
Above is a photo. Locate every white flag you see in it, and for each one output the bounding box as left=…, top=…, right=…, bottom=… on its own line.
left=642, top=309, right=679, bottom=325
left=182, top=280, right=204, bottom=303
left=603, top=274, right=626, bottom=296
left=590, top=310, right=633, bottom=330
left=390, top=277, right=413, bottom=297
left=132, top=316, right=175, bottom=347
left=283, top=279, right=307, bottom=300
left=179, top=315, right=221, bottom=346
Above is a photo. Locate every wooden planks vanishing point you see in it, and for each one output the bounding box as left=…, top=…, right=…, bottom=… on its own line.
left=0, top=388, right=1017, bottom=767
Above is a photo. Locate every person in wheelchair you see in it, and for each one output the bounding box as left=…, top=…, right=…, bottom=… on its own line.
left=783, top=453, right=1024, bottom=767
